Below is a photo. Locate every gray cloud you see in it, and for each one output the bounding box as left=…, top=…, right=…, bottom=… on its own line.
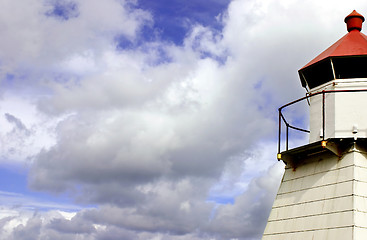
left=4, top=113, right=30, bottom=135
left=0, top=0, right=365, bottom=239
left=9, top=217, right=42, bottom=240
left=0, top=162, right=283, bottom=240
left=47, top=217, right=95, bottom=234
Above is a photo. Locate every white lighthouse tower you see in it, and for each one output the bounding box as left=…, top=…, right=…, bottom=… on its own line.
left=262, top=11, right=367, bottom=239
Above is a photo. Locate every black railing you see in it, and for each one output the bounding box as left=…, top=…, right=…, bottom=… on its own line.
left=278, top=88, right=367, bottom=157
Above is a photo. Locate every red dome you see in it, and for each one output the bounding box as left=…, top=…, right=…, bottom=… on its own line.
left=299, top=11, right=367, bottom=89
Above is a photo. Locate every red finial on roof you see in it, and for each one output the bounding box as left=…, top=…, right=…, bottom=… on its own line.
left=345, top=10, right=365, bottom=32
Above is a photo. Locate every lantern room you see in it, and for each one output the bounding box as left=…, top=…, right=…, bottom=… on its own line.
left=278, top=10, right=367, bottom=165
left=299, top=10, right=367, bottom=90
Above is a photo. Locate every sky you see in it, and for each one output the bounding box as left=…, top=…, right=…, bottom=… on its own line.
left=0, top=0, right=366, bottom=239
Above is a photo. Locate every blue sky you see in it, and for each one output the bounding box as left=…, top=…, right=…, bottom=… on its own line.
left=0, top=0, right=366, bottom=239
left=136, top=0, right=229, bottom=44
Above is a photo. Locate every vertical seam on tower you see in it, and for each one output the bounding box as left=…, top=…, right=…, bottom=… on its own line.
left=352, top=152, right=356, bottom=240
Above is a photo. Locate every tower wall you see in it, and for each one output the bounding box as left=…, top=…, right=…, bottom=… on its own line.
left=309, top=79, right=367, bottom=143
left=262, top=145, right=367, bottom=239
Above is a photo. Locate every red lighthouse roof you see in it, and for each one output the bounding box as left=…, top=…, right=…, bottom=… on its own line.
left=299, top=10, right=367, bottom=89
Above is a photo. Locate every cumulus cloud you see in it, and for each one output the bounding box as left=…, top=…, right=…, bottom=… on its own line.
left=0, top=93, right=66, bottom=165
left=0, top=0, right=365, bottom=239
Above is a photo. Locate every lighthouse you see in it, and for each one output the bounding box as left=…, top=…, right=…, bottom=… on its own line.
left=262, top=11, right=367, bottom=239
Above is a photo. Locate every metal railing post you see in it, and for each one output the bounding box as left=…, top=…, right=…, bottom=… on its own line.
left=278, top=109, right=281, bottom=155
left=286, top=125, right=289, bottom=150
left=322, top=91, right=325, bottom=141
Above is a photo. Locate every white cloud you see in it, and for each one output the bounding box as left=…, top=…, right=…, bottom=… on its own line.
left=0, top=0, right=366, bottom=239
left=0, top=0, right=151, bottom=76
left=0, top=94, right=62, bottom=165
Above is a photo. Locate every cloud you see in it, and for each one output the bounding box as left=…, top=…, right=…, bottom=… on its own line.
left=47, top=217, right=95, bottom=235
left=4, top=113, right=29, bottom=134
left=207, top=162, right=284, bottom=239
left=0, top=95, right=61, bottom=164
left=1, top=0, right=366, bottom=239
left=0, top=0, right=151, bottom=82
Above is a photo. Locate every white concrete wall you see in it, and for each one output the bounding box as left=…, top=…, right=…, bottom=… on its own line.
left=308, top=79, right=367, bottom=143
left=262, top=145, right=367, bottom=239
left=309, top=88, right=335, bottom=142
